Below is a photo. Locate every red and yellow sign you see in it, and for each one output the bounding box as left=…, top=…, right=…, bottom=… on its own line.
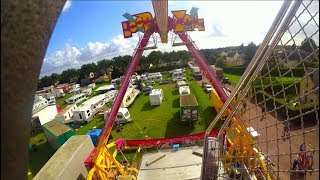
left=171, top=10, right=205, bottom=32
left=122, top=12, right=153, bottom=38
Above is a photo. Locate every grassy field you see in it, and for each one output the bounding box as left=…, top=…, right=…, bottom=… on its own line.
left=223, top=73, right=301, bottom=86
left=28, top=71, right=220, bottom=177
left=55, top=93, right=73, bottom=109
left=28, top=133, right=55, bottom=179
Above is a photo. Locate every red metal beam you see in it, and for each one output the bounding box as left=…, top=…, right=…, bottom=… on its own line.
left=178, top=33, right=229, bottom=104
left=92, top=27, right=155, bottom=164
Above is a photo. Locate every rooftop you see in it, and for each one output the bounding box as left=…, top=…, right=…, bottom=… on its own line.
left=180, top=94, right=198, bottom=106
left=82, top=94, right=106, bottom=105
left=95, top=84, right=116, bottom=91
left=149, top=89, right=163, bottom=96
left=57, top=104, right=77, bottom=115
left=137, top=146, right=203, bottom=180
left=42, top=120, right=72, bottom=136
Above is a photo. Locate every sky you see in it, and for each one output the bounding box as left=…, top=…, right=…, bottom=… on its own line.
left=40, top=0, right=319, bottom=77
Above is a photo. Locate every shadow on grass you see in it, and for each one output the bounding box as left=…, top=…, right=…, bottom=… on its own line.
left=141, top=102, right=159, bottom=111
left=28, top=142, right=55, bottom=175
left=202, top=106, right=217, bottom=129
left=172, top=97, right=180, bottom=108
left=164, top=111, right=194, bottom=138
left=171, top=89, right=179, bottom=95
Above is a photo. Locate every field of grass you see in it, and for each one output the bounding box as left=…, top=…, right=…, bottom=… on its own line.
left=223, top=73, right=301, bottom=86
left=55, top=93, right=73, bottom=109
left=28, top=71, right=220, bottom=177
left=28, top=133, right=55, bottom=179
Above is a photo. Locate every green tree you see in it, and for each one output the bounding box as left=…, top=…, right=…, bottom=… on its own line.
left=215, top=56, right=226, bottom=68
left=79, top=63, right=97, bottom=80
left=244, top=42, right=257, bottom=66
left=300, top=38, right=317, bottom=53
left=60, top=68, right=79, bottom=83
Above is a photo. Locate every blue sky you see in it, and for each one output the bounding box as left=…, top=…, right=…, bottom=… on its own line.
left=41, top=0, right=319, bottom=77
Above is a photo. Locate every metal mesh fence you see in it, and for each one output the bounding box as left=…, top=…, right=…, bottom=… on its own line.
left=203, top=1, right=319, bottom=179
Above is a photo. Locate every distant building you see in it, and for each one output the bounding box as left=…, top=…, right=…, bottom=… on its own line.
left=277, top=49, right=310, bottom=68
left=57, top=83, right=71, bottom=93
left=36, top=85, right=55, bottom=95
left=224, top=51, right=245, bottom=66
left=210, top=65, right=224, bottom=79
left=299, top=68, right=319, bottom=104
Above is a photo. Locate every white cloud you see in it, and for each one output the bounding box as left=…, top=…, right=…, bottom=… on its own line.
left=41, top=1, right=319, bottom=76
left=62, top=0, right=72, bottom=12
left=40, top=35, right=139, bottom=76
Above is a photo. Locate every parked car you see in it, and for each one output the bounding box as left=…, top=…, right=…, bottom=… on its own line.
left=173, top=77, right=186, bottom=82
left=159, top=79, right=170, bottom=84
left=143, top=85, right=153, bottom=94
left=222, top=78, right=231, bottom=85
left=204, top=84, right=213, bottom=93
left=202, top=82, right=208, bottom=88
left=147, top=80, right=156, bottom=85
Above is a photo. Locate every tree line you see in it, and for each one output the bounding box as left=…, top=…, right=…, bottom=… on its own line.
left=38, top=38, right=318, bottom=89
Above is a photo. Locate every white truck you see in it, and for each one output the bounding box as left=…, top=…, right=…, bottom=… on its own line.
left=104, top=108, right=132, bottom=124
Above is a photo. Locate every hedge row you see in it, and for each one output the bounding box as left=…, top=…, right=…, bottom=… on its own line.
left=223, top=66, right=306, bottom=77
left=255, top=92, right=316, bottom=122
left=137, top=64, right=188, bottom=74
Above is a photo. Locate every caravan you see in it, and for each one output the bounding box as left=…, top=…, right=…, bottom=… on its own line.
left=73, top=105, right=93, bottom=123
left=146, top=72, right=162, bottom=82
left=65, top=93, right=86, bottom=104
left=104, top=108, right=132, bottom=124
left=149, top=89, right=164, bottom=106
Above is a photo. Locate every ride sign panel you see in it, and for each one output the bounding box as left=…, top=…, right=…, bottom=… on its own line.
left=122, top=12, right=153, bottom=38
left=171, top=10, right=205, bottom=32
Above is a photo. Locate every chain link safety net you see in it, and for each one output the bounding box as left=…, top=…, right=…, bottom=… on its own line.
left=203, top=1, right=319, bottom=179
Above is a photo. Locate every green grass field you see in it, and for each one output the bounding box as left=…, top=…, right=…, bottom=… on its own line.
left=28, top=133, right=55, bottom=179
left=55, top=93, right=73, bottom=109
left=28, top=71, right=220, bottom=177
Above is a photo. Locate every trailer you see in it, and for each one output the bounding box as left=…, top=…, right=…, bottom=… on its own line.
left=149, top=89, right=164, bottom=106
left=104, top=107, right=132, bottom=124
left=146, top=72, right=162, bottom=82
left=180, top=94, right=199, bottom=122
left=42, top=120, right=75, bottom=150
left=73, top=104, right=93, bottom=123
left=210, top=65, right=223, bottom=79
left=55, top=104, right=78, bottom=124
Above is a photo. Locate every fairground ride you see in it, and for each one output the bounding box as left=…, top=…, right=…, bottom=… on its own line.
left=87, top=0, right=319, bottom=179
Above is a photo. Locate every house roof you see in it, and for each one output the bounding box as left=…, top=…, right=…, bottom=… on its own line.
left=226, top=51, right=237, bottom=57
left=278, top=49, right=310, bottom=61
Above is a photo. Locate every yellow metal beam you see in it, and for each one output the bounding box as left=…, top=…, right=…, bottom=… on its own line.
left=152, top=0, right=168, bottom=43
